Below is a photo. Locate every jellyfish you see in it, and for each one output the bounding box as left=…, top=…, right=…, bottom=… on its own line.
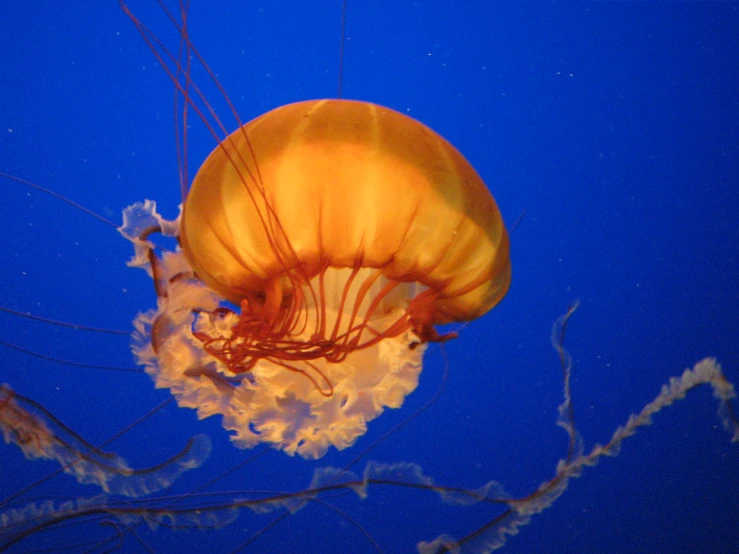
left=1, top=1, right=738, bottom=553
left=122, top=98, right=511, bottom=460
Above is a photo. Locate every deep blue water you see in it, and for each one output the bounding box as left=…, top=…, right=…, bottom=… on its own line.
left=1, top=2, right=737, bottom=553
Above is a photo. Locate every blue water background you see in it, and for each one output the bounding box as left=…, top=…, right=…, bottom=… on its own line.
left=1, top=1, right=737, bottom=552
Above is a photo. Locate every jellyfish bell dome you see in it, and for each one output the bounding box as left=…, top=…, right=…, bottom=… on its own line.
left=181, top=99, right=510, bottom=328
left=124, top=99, right=510, bottom=459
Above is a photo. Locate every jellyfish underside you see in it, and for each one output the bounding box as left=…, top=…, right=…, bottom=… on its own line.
left=1, top=331, right=736, bottom=552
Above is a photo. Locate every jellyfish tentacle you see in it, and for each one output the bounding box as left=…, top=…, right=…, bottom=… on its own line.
left=0, top=385, right=210, bottom=501
left=415, top=305, right=738, bottom=553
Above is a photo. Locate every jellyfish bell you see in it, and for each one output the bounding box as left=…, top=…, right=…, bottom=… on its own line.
left=181, top=98, right=510, bottom=325
left=123, top=98, right=511, bottom=460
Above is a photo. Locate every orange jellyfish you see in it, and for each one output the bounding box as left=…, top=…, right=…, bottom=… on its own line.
left=3, top=3, right=736, bottom=552
left=121, top=98, right=511, bottom=459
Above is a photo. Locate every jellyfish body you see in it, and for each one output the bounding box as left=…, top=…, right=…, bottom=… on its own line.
left=182, top=99, right=511, bottom=328
left=124, top=99, right=510, bottom=459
